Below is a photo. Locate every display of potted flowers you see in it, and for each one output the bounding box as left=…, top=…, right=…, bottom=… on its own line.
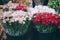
left=0, top=10, right=32, bottom=36
left=32, top=12, right=60, bottom=40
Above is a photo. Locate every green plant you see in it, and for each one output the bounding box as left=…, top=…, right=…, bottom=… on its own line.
left=48, top=0, right=60, bottom=14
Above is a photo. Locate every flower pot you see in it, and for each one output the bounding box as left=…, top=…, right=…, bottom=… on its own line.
left=7, top=33, right=21, bottom=40
left=32, top=30, right=54, bottom=40
left=32, top=26, right=56, bottom=40
left=38, top=32, right=54, bottom=40
left=6, top=22, right=33, bottom=40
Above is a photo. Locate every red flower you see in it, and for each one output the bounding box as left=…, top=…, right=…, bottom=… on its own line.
left=42, top=20, right=48, bottom=26
left=53, top=14, right=59, bottom=18
left=54, top=20, right=59, bottom=24
left=42, top=20, right=46, bottom=25
left=43, top=12, right=50, bottom=15
left=16, top=6, right=20, bottom=10
left=16, top=4, right=27, bottom=10
left=33, top=18, right=40, bottom=23
left=48, top=19, right=52, bottom=22
left=57, top=25, right=60, bottom=29
left=51, top=19, right=59, bottom=24
left=49, top=16, right=54, bottom=19
left=41, top=15, right=45, bottom=19
left=33, top=12, right=60, bottom=26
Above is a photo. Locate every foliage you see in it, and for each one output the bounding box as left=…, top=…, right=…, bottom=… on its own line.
left=48, top=0, right=60, bottom=14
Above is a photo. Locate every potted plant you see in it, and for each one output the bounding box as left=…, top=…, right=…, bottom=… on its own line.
left=0, top=10, right=32, bottom=40
left=32, top=12, right=60, bottom=40
left=48, top=0, right=60, bottom=14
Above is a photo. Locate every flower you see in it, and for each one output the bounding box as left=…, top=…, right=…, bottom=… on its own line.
left=16, top=4, right=27, bottom=10
left=58, top=25, right=60, bottom=29
left=9, top=18, right=15, bottom=22
left=33, top=12, right=60, bottom=32
left=34, top=5, right=56, bottom=13
left=3, top=19, right=6, bottom=23
left=33, top=17, right=40, bottom=23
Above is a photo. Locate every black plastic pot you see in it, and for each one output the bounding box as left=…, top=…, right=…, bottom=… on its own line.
left=32, top=29, right=55, bottom=40
left=38, top=32, right=54, bottom=40
left=7, top=34, right=21, bottom=40
left=32, top=25, right=56, bottom=40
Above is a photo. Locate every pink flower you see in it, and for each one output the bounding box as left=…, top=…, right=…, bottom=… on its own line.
left=9, top=18, right=14, bottom=22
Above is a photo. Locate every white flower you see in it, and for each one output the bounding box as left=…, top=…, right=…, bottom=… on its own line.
left=14, top=18, right=18, bottom=22
left=34, top=5, right=56, bottom=14
left=23, top=18, right=26, bottom=21
left=0, top=15, right=3, bottom=19
left=28, top=18, right=32, bottom=20
left=19, top=20, right=23, bottom=24
left=3, top=20, right=6, bottom=23
left=23, top=22, right=25, bottom=24
left=2, top=10, right=32, bottom=24
left=3, top=11, right=13, bottom=17
left=18, top=18, right=24, bottom=23
left=6, top=18, right=9, bottom=21
left=28, top=7, right=38, bottom=15
left=59, top=14, right=60, bottom=16
left=25, top=15, right=29, bottom=18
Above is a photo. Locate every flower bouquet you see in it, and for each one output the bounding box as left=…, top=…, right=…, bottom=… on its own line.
left=32, top=12, right=60, bottom=40
left=1, top=10, right=32, bottom=36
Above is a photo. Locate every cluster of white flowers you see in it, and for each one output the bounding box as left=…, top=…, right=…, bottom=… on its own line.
left=2, top=10, right=32, bottom=24
left=34, top=5, right=56, bottom=13
left=28, top=5, right=56, bottom=16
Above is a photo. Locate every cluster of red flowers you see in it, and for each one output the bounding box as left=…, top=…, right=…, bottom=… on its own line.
left=33, top=12, right=60, bottom=27
left=16, top=4, right=27, bottom=10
